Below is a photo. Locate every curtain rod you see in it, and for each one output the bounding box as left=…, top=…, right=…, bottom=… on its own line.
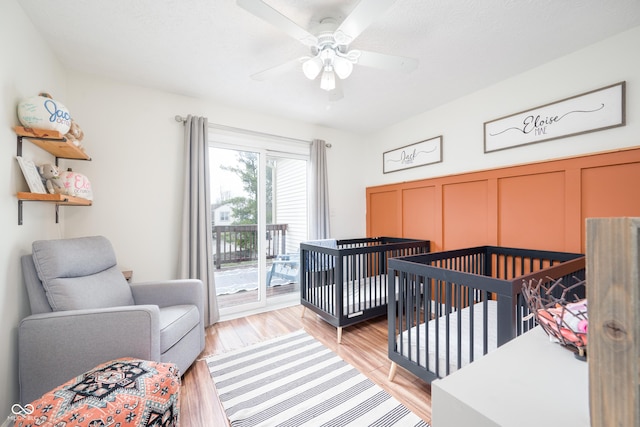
left=175, top=115, right=331, bottom=147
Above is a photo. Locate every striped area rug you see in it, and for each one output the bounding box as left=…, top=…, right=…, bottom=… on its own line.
left=207, top=330, right=429, bottom=427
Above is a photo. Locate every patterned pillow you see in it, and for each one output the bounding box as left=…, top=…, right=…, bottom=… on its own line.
left=13, top=358, right=180, bottom=427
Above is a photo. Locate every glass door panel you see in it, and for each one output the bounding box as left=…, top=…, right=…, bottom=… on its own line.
left=211, top=147, right=261, bottom=309
left=265, top=155, right=307, bottom=302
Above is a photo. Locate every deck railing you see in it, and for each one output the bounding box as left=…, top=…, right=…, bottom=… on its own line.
left=213, top=223, right=287, bottom=269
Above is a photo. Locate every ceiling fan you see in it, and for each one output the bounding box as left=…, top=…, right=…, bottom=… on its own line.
left=237, top=0, right=418, bottom=93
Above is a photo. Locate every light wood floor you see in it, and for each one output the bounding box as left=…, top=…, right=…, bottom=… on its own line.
left=179, top=305, right=432, bottom=426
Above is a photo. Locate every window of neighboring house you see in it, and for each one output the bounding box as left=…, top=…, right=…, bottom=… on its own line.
left=220, top=211, right=229, bottom=222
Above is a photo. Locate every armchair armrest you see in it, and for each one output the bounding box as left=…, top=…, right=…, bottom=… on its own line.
left=18, top=305, right=160, bottom=404
left=130, top=279, right=204, bottom=308
left=131, top=279, right=206, bottom=363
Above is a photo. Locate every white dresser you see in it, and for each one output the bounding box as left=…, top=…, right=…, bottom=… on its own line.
left=432, top=327, right=589, bottom=427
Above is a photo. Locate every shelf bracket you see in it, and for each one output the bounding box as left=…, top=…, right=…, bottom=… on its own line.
left=17, top=135, right=23, bottom=157
left=18, top=201, right=64, bottom=225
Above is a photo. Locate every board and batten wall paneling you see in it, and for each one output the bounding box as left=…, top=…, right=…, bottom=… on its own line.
left=581, top=162, right=640, bottom=248
left=443, top=180, right=491, bottom=249
left=401, top=185, right=437, bottom=244
left=497, top=172, right=567, bottom=251
left=367, top=189, right=401, bottom=237
left=366, top=147, right=640, bottom=253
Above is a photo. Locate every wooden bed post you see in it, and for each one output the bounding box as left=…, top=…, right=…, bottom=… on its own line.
left=586, top=217, right=640, bottom=427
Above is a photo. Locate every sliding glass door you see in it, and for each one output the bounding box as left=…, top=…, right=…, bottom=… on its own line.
left=265, top=154, right=307, bottom=304
left=210, top=140, right=308, bottom=316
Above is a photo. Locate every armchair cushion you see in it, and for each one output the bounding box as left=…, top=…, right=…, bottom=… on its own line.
left=159, top=305, right=200, bottom=353
left=32, top=236, right=134, bottom=311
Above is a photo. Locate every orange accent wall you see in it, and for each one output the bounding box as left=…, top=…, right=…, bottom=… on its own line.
left=402, top=185, right=436, bottom=240
left=366, top=147, right=640, bottom=253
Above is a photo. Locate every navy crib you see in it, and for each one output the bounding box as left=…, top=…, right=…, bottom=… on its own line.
left=300, top=237, right=431, bottom=343
left=387, top=246, right=585, bottom=383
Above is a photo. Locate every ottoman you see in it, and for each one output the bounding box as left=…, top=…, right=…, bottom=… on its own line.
left=14, top=358, right=180, bottom=427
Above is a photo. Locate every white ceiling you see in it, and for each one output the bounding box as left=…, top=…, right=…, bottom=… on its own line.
left=17, top=0, right=640, bottom=135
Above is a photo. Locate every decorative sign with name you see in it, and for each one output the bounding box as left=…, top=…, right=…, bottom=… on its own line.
left=383, top=136, right=442, bottom=173
left=484, top=82, right=625, bottom=153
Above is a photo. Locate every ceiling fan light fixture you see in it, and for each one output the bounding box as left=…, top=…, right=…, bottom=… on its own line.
left=302, top=56, right=323, bottom=80
left=320, top=67, right=336, bottom=91
left=319, top=46, right=336, bottom=63
left=238, top=0, right=419, bottom=95
left=333, top=55, right=353, bottom=79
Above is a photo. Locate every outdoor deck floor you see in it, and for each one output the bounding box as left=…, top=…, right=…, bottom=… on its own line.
left=216, top=282, right=298, bottom=307
left=214, top=262, right=299, bottom=308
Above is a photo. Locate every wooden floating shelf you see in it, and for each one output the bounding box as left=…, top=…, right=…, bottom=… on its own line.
left=17, top=192, right=92, bottom=206
left=14, top=126, right=91, bottom=161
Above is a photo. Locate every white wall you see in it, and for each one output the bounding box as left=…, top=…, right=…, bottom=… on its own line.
left=63, top=72, right=365, bottom=282
left=0, top=0, right=69, bottom=415
left=365, top=26, right=640, bottom=187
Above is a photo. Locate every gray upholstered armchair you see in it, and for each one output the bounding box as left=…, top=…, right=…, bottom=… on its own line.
left=18, top=235, right=205, bottom=404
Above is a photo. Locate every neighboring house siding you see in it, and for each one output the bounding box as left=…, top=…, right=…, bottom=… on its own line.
left=213, top=204, right=233, bottom=225
left=273, top=158, right=307, bottom=254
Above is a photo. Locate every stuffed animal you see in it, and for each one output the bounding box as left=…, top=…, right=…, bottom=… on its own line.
left=38, top=163, right=65, bottom=194
left=64, top=119, right=85, bottom=149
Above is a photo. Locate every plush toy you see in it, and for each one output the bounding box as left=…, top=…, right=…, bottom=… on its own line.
left=38, top=163, right=65, bottom=195
left=64, top=118, right=85, bottom=149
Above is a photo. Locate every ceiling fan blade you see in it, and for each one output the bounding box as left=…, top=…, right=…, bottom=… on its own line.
left=336, top=0, right=398, bottom=43
left=357, top=50, right=418, bottom=72
left=251, top=57, right=305, bottom=81
left=237, top=0, right=317, bottom=46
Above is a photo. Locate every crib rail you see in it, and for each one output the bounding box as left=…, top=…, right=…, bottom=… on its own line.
left=300, top=237, right=431, bottom=329
left=387, top=246, right=585, bottom=383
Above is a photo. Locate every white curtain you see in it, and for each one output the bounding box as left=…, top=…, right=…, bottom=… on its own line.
left=310, top=139, right=330, bottom=239
left=178, top=115, right=219, bottom=326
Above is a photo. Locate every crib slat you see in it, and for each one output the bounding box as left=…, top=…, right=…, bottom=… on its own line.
left=469, top=287, right=475, bottom=364
left=456, top=284, right=462, bottom=371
